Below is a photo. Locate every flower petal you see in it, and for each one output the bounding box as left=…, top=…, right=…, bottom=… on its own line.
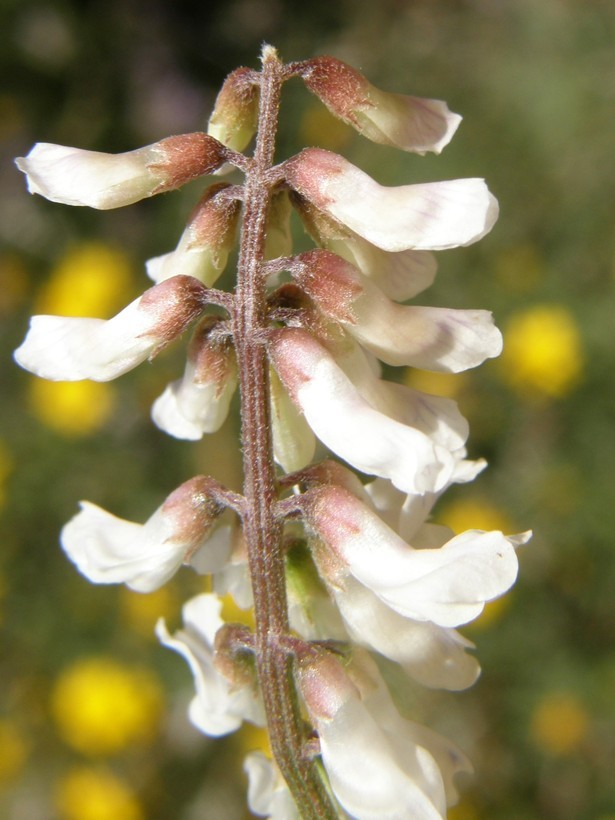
left=14, top=276, right=207, bottom=382
left=16, top=135, right=227, bottom=209
left=285, top=148, right=499, bottom=252
left=157, top=594, right=264, bottom=736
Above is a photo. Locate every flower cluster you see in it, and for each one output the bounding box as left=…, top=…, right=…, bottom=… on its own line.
left=15, top=46, right=528, bottom=819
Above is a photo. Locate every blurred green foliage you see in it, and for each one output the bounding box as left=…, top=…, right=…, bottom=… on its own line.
left=1, top=0, right=614, bottom=817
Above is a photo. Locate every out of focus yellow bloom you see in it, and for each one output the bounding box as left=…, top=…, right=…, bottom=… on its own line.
left=500, top=304, right=583, bottom=398
left=28, top=378, right=115, bottom=436
left=0, top=719, right=29, bottom=783
left=220, top=592, right=255, bottom=630
left=404, top=368, right=468, bottom=399
left=0, top=439, right=13, bottom=510
left=530, top=692, right=588, bottom=756
left=120, top=585, right=178, bottom=639
left=299, top=105, right=353, bottom=152
left=51, top=657, right=163, bottom=756
left=35, top=241, right=135, bottom=318
left=56, top=766, right=143, bottom=820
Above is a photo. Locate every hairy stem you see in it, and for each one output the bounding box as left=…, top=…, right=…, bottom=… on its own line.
left=232, top=45, right=338, bottom=818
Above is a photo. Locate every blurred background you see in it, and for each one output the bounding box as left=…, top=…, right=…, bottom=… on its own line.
left=1, top=0, right=614, bottom=817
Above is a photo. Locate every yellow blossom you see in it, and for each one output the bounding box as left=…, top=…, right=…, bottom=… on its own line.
left=120, top=585, right=178, bottom=639
left=55, top=766, right=143, bottom=820
left=35, top=241, right=135, bottom=318
left=0, top=719, right=29, bottom=783
left=28, top=378, right=115, bottom=436
left=530, top=692, right=588, bottom=756
left=404, top=368, right=468, bottom=399
left=500, top=304, right=583, bottom=398
left=51, top=657, right=163, bottom=756
left=220, top=592, right=255, bottom=630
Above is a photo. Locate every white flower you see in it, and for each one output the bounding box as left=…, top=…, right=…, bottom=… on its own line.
left=269, top=328, right=455, bottom=495
left=157, top=593, right=264, bottom=736
left=269, top=367, right=316, bottom=472
left=145, top=183, right=240, bottom=286
left=301, top=56, right=462, bottom=155
left=14, top=276, right=208, bottom=382
left=61, top=477, right=229, bottom=592
left=297, top=650, right=471, bottom=819
left=152, top=319, right=237, bottom=441
left=294, top=250, right=503, bottom=371
left=15, top=134, right=227, bottom=209
left=244, top=753, right=300, bottom=820
left=286, top=148, right=498, bottom=252
left=305, top=484, right=528, bottom=628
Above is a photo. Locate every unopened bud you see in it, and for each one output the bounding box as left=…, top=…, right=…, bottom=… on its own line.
left=208, top=68, right=259, bottom=152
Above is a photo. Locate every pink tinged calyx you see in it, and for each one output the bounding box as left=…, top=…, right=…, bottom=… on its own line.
left=300, top=56, right=462, bottom=155
left=13, top=275, right=209, bottom=383
left=285, top=147, right=499, bottom=252
left=207, top=67, right=260, bottom=153
left=15, top=134, right=228, bottom=210
left=146, top=183, right=241, bottom=286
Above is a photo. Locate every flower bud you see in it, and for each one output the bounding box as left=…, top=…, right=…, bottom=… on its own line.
left=300, top=56, right=462, bottom=155
left=152, top=316, right=238, bottom=440
left=16, top=134, right=228, bottom=210
left=14, top=275, right=208, bottom=382
left=285, top=147, right=499, bottom=252
left=146, top=183, right=240, bottom=286
left=207, top=68, right=259, bottom=152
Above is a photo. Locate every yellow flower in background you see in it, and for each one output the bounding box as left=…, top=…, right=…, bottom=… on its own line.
left=35, top=241, right=135, bottom=318
left=56, top=766, right=143, bottom=820
left=500, top=304, right=583, bottom=398
left=404, top=368, right=468, bottom=400
left=51, top=657, right=163, bottom=756
left=0, top=439, right=13, bottom=510
left=220, top=591, right=255, bottom=630
left=0, top=719, right=29, bottom=783
left=438, top=496, right=514, bottom=630
left=530, top=692, right=588, bottom=757
left=298, top=104, right=353, bottom=152
left=120, top=585, right=178, bottom=639
left=28, top=378, right=115, bottom=436
left=438, top=496, right=512, bottom=534
left=236, top=723, right=272, bottom=758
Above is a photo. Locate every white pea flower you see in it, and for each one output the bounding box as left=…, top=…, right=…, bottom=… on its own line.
left=294, top=250, right=502, bottom=372
left=15, top=134, right=227, bottom=209
left=61, top=477, right=229, bottom=592
left=14, top=276, right=208, bottom=382
left=269, top=327, right=455, bottom=495
left=305, top=484, right=528, bottom=628
left=300, top=56, right=462, bottom=155
left=152, top=318, right=238, bottom=441
left=157, top=593, right=264, bottom=736
left=296, top=649, right=471, bottom=819
left=285, top=147, right=498, bottom=252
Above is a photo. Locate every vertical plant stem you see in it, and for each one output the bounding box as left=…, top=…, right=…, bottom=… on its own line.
left=232, top=45, right=338, bottom=818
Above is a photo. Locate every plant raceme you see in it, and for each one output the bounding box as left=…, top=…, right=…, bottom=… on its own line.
left=14, top=46, right=529, bottom=819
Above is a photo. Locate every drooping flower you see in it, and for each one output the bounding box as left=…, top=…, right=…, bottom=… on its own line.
left=299, top=56, right=462, bottom=155
left=14, top=276, right=208, bottom=382
left=296, top=648, right=471, bottom=819
left=61, top=477, right=228, bottom=592
left=152, top=317, right=238, bottom=441
left=292, top=249, right=503, bottom=371
left=157, top=593, right=264, bottom=736
left=15, top=134, right=228, bottom=209
left=269, top=327, right=455, bottom=495
left=304, top=484, right=527, bottom=628
left=285, top=148, right=499, bottom=252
